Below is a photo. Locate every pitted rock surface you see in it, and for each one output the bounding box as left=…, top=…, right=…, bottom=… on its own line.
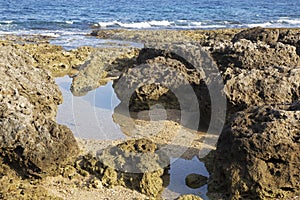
left=0, top=46, right=79, bottom=177
left=208, top=103, right=300, bottom=199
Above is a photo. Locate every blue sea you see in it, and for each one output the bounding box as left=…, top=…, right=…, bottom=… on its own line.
left=0, top=0, right=300, bottom=37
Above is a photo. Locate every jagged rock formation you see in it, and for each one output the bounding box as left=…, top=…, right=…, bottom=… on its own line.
left=70, top=47, right=139, bottom=96
left=0, top=38, right=92, bottom=77
left=76, top=139, right=170, bottom=197
left=209, top=102, right=300, bottom=199
left=205, top=28, right=300, bottom=199
left=0, top=45, right=79, bottom=178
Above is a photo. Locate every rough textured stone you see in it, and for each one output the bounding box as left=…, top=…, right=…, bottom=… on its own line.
left=224, top=66, right=300, bottom=112
left=185, top=173, right=208, bottom=189
left=77, top=139, right=170, bottom=197
left=0, top=46, right=79, bottom=177
left=22, top=44, right=92, bottom=77
left=177, top=194, right=204, bottom=200
left=208, top=103, right=300, bottom=199
left=211, top=38, right=299, bottom=71
left=0, top=158, right=61, bottom=200
left=113, top=43, right=226, bottom=131
left=278, top=29, right=300, bottom=56
left=71, top=47, right=139, bottom=96
left=0, top=39, right=92, bottom=77
left=232, top=27, right=279, bottom=45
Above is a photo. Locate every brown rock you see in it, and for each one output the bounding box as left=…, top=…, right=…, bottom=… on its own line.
left=177, top=194, right=204, bottom=200
left=278, top=28, right=300, bottom=56
left=0, top=46, right=79, bottom=177
left=0, top=39, right=92, bottom=77
left=232, top=27, right=279, bottom=45
left=185, top=173, right=208, bottom=189
left=224, top=65, right=300, bottom=112
left=71, top=47, right=139, bottom=96
left=208, top=103, right=300, bottom=199
left=77, top=139, right=170, bottom=197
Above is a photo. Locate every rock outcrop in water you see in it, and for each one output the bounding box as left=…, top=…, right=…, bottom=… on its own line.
left=0, top=45, right=79, bottom=178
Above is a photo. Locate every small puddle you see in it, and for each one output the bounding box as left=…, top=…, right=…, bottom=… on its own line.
left=163, top=156, right=209, bottom=199
left=54, top=35, right=210, bottom=199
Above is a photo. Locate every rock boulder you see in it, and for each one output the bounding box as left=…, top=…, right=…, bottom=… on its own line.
left=0, top=46, right=79, bottom=177
left=208, top=102, right=300, bottom=199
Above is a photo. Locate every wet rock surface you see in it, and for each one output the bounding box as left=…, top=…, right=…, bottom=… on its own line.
left=0, top=45, right=79, bottom=177
left=185, top=173, right=208, bottom=189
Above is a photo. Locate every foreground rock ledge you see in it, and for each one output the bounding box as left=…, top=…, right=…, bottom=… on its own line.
left=208, top=102, right=300, bottom=199
left=0, top=46, right=79, bottom=177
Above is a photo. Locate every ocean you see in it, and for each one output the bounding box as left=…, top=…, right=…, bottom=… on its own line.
left=1, top=0, right=300, bottom=36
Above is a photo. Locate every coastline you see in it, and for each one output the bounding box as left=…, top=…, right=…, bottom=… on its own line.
left=0, top=27, right=299, bottom=200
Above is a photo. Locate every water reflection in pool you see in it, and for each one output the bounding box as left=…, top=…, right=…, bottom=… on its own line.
left=56, top=76, right=125, bottom=140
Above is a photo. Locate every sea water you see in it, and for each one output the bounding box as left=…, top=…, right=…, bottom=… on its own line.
left=1, top=0, right=300, bottom=36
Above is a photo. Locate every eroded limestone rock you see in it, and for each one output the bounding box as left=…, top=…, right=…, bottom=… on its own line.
left=208, top=103, right=300, bottom=199
left=0, top=46, right=79, bottom=177
left=177, top=194, right=204, bottom=200
left=232, top=27, right=279, bottom=45
left=76, top=139, right=170, bottom=197
left=224, top=66, right=300, bottom=112
left=71, top=48, right=139, bottom=96
left=0, top=39, right=92, bottom=77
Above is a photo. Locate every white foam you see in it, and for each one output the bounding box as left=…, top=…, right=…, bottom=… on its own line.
left=148, top=20, right=172, bottom=26
left=277, top=19, right=300, bottom=25
left=98, top=21, right=118, bottom=27
left=247, top=22, right=273, bottom=28
left=65, top=20, right=74, bottom=24
left=117, top=22, right=152, bottom=29
left=98, top=20, right=173, bottom=28
left=190, top=21, right=202, bottom=26
left=39, top=32, right=61, bottom=37
left=177, top=20, right=188, bottom=23
left=0, top=20, right=13, bottom=24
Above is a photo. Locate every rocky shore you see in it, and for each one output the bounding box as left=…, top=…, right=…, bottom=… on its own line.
left=0, top=27, right=299, bottom=199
